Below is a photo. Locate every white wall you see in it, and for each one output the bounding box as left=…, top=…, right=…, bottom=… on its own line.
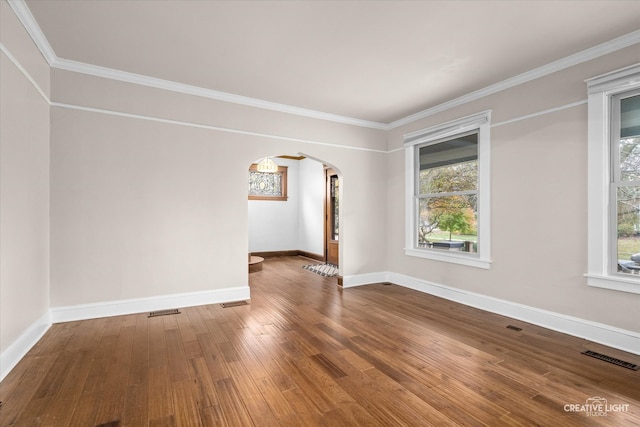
left=298, top=158, right=325, bottom=255
left=248, top=157, right=325, bottom=255
left=385, top=46, right=640, bottom=336
left=0, top=0, right=51, bottom=376
left=48, top=66, right=388, bottom=308
left=248, top=158, right=301, bottom=253
left=3, top=0, right=638, bottom=377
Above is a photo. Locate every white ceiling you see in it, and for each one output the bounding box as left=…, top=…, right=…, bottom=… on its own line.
left=23, top=0, right=640, bottom=125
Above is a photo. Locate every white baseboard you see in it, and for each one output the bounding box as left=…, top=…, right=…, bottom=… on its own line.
left=1, top=287, right=249, bottom=382
left=4, top=274, right=637, bottom=386
left=1, top=311, right=52, bottom=382
left=345, top=271, right=640, bottom=355
left=342, top=272, right=390, bottom=288
left=51, top=286, right=251, bottom=323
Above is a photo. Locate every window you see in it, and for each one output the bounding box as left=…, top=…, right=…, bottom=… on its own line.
left=329, top=174, right=339, bottom=241
left=586, top=64, right=640, bottom=293
left=404, top=111, right=491, bottom=269
left=612, top=91, right=640, bottom=275
left=248, top=164, right=288, bottom=201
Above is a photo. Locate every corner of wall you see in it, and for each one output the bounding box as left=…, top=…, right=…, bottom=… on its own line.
left=0, top=311, right=52, bottom=382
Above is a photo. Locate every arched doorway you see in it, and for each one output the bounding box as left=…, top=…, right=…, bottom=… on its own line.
left=247, top=154, right=342, bottom=271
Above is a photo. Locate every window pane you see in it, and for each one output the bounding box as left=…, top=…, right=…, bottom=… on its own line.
left=418, top=133, right=478, bottom=170
left=418, top=133, right=478, bottom=194
left=619, top=95, right=640, bottom=182
left=418, top=194, right=478, bottom=252
left=419, top=160, right=478, bottom=194
left=406, top=111, right=490, bottom=265
left=330, top=175, right=339, bottom=241
left=620, top=94, right=640, bottom=139
left=614, top=94, right=640, bottom=275
left=249, top=170, right=282, bottom=196
left=617, top=185, right=640, bottom=275
left=619, top=137, right=640, bottom=182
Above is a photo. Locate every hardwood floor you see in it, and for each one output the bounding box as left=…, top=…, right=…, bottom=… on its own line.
left=1, top=256, right=639, bottom=426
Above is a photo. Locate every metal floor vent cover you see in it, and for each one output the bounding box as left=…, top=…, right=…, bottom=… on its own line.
left=582, top=350, right=639, bottom=370
left=148, top=309, right=180, bottom=318
left=221, top=301, right=249, bottom=308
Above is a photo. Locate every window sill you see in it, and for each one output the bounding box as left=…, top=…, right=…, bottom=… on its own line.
left=585, top=273, right=640, bottom=294
left=405, top=248, right=491, bottom=269
left=248, top=196, right=288, bottom=201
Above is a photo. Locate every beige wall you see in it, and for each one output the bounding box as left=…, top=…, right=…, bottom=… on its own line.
left=386, top=46, right=640, bottom=333
left=49, top=71, right=388, bottom=307
left=2, top=0, right=638, bottom=365
left=0, top=0, right=50, bottom=355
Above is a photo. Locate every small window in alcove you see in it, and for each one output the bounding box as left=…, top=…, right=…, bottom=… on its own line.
left=248, top=164, right=288, bottom=201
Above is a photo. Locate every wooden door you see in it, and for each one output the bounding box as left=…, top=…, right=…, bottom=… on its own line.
left=325, top=169, right=339, bottom=266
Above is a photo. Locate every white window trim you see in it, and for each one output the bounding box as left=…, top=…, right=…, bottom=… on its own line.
left=404, top=110, right=492, bottom=269
left=585, top=63, right=640, bottom=294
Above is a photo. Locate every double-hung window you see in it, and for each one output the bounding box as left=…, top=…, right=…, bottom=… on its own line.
left=404, top=111, right=491, bottom=269
left=586, top=64, right=640, bottom=293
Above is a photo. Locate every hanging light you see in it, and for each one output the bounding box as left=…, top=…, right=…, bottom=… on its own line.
left=256, top=157, right=279, bottom=173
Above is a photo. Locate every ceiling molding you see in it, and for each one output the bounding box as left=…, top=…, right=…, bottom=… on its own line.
left=6, top=0, right=56, bottom=65
left=51, top=57, right=389, bottom=130
left=8, top=1, right=387, bottom=130
left=8, top=0, right=640, bottom=131
left=388, top=30, right=640, bottom=129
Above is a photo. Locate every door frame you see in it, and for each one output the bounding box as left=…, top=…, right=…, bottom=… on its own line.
left=324, top=167, right=339, bottom=266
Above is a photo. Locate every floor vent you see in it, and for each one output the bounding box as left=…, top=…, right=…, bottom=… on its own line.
left=148, top=309, right=180, bottom=318
left=506, top=325, right=522, bottom=331
left=221, top=301, right=249, bottom=308
left=582, top=350, right=639, bottom=370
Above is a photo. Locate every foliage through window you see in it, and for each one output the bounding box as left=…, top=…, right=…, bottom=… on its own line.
left=404, top=110, right=491, bottom=269
left=612, top=91, right=640, bottom=276
left=248, top=164, right=288, bottom=201
left=586, top=64, right=640, bottom=293
left=417, top=133, right=478, bottom=251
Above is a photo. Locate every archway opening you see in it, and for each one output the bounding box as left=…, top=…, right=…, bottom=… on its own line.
left=247, top=154, right=342, bottom=276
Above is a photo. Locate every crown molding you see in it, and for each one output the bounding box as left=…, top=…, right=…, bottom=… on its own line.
left=7, top=0, right=386, bottom=130
left=388, top=30, right=640, bottom=129
left=6, top=0, right=56, bottom=65
left=51, top=57, right=388, bottom=130
left=8, top=0, right=640, bottom=131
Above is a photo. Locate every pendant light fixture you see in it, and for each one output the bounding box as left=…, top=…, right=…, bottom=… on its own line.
left=256, top=157, right=279, bottom=173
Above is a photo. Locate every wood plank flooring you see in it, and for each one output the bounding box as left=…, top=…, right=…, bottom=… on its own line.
left=1, top=256, right=639, bottom=426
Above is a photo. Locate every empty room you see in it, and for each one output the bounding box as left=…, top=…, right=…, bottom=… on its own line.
left=1, top=0, right=640, bottom=425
